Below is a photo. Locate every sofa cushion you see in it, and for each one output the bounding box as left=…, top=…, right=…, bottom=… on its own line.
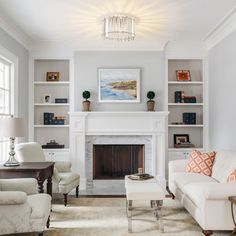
left=227, top=169, right=236, bottom=182
left=212, top=151, right=236, bottom=183
left=185, top=150, right=216, bottom=176
left=171, top=172, right=217, bottom=192
left=27, top=194, right=51, bottom=219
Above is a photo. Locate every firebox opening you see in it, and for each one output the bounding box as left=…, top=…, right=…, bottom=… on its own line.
left=93, top=144, right=145, bottom=180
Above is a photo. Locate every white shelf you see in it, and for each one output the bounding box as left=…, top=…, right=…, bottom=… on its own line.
left=168, top=148, right=204, bottom=152
left=168, top=103, right=204, bottom=106
left=34, top=103, right=70, bottom=106
left=34, top=125, right=69, bottom=128
left=168, top=81, right=203, bottom=85
left=168, top=125, right=204, bottom=128
left=43, top=148, right=70, bottom=152
left=34, top=81, right=69, bottom=85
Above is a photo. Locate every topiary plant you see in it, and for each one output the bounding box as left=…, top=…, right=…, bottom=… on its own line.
left=147, top=91, right=155, bottom=101
left=82, top=91, right=91, bottom=101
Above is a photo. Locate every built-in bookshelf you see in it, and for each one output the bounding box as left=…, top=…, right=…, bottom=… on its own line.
left=167, top=59, right=207, bottom=160
left=33, top=59, right=70, bottom=151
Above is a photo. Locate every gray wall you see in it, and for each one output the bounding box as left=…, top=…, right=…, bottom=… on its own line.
left=74, top=51, right=165, bottom=111
left=208, top=30, right=236, bottom=150
left=0, top=28, right=29, bottom=139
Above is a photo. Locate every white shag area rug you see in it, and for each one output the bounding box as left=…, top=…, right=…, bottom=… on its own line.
left=16, top=197, right=230, bottom=236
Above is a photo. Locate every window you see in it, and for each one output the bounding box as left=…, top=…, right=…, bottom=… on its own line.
left=0, top=57, right=13, bottom=163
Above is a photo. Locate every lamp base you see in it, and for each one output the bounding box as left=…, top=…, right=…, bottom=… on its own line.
left=4, top=152, right=20, bottom=167
left=4, top=162, right=20, bottom=167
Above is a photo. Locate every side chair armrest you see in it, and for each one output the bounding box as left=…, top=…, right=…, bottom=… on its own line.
left=55, top=161, right=72, bottom=173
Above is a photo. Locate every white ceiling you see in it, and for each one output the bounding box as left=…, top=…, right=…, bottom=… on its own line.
left=0, top=0, right=236, bottom=49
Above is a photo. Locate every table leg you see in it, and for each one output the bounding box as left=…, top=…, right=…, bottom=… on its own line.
left=150, top=200, right=155, bottom=208
left=128, top=200, right=132, bottom=233
left=47, top=176, right=52, bottom=196
left=37, top=178, right=44, bottom=193
left=155, top=200, right=164, bottom=233
left=231, top=202, right=236, bottom=235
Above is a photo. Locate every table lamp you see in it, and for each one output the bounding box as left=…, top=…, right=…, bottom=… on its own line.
left=0, top=117, right=25, bottom=166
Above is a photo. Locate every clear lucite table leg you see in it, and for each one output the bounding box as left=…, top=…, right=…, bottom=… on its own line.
left=155, top=200, right=164, bottom=232
left=128, top=200, right=133, bottom=233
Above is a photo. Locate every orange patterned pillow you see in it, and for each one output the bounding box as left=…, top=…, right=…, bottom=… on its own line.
left=227, top=170, right=236, bottom=182
left=185, top=150, right=216, bottom=176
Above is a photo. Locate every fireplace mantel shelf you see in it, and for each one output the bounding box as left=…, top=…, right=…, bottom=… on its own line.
left=70, top=111, right=169, bottom=116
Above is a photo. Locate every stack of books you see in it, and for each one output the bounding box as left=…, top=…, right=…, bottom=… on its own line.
left=174, top=142, right=195, bottom=148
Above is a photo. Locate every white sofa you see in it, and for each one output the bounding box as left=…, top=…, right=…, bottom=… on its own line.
left=0, top=178, right=51, bottom=236
left=168, top=151, right=236, bottom=235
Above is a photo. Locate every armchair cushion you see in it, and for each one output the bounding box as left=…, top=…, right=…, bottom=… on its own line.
left=0, top=178, right=38, bottom=195
left=55, top=161, right=72, bottom=173
left=0, top=191, right=27, bottom=205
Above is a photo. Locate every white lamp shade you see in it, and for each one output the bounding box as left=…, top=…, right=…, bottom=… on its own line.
left=0, top=117, right=25, bottom=137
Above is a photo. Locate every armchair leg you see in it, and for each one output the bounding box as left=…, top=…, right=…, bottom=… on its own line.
left=202, top=230, right=213, bottom=236
left=76, top=185, right=79, bottom=198
left=38, top=232, right=43, bottom=236
left=46, top=216, right=50, bottom=228
left=166, top=186, right=175, bottom=199
left=64, top=193, right=68, bottom=206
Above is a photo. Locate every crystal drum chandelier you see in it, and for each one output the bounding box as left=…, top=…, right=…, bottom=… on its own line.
left=103, top=15, right=136, bottom=42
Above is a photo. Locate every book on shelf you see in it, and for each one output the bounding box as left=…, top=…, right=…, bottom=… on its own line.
left=174, top=143, right=195, bottom=148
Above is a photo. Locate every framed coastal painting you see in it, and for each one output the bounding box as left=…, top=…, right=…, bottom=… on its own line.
left=98, top=68, right=141, bottom=103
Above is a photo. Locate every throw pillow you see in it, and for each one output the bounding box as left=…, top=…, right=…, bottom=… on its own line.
left=227, top=170, right=236, bottom=182
left=185, top=150, right=216, bottom=176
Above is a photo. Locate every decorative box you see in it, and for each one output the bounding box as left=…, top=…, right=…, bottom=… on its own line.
left=55, top=98, right=68, bottom=103
left=44, top=112, right=54, bottom=125
left=175, top=91, right=183, bottom=103
left=184, top=96, right=196, bottom=103
left=183, top=113, right=196, bottom=124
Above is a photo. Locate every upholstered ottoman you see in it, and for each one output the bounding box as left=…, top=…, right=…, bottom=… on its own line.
left=125, top=176, right=165, bottom=233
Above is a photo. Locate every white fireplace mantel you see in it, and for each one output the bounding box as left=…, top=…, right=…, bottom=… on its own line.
left=70, top=111, right=169, bottom=189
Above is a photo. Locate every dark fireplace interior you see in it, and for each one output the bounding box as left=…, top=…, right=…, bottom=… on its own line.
left=93, top=144, right=144, bottom=179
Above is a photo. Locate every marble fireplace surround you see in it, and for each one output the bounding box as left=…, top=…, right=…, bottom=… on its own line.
left=70, top=111, right=169, bottom=190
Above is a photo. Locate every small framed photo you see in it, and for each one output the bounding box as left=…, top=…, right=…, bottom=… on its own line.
left=174, top=134, right=189, bottom=145
left=176, top=70, right=191, bottom=81
left=43, top=94, right=51, bottom=103
left=46, top=72, right=59, bottom=82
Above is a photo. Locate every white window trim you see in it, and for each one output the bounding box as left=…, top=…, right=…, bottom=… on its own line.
left=0, top=44, right=18, bottom=116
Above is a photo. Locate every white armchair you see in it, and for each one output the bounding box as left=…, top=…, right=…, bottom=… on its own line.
left=0, top=178, right=51, bottom=236
left=16, top=142, right=80, bottom=206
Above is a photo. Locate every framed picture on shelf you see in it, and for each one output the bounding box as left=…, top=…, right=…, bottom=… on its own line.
left=43, top=94, right=51, bottom=103
left=46, top=72, right=60, bottom=81
left=176, top=70, right=191, bottom=81
left=174, top=134, right=189, bottom=145
left=98, top=68, right=141, bottom=103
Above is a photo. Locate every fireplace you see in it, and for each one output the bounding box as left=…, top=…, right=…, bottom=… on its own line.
left=93, top=144, right=144, bottom=179
left=70, top=111, right=169, bottom=190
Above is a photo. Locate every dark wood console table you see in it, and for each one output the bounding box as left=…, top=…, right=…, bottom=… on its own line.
left=0, top=162, right=54, bottom=196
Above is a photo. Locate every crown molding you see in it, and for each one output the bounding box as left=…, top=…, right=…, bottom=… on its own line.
left=0, top=14, right=32, bottom=50
left=30, top=40, right=167, bottom=54
left=204, top=6, right=236, bottom=50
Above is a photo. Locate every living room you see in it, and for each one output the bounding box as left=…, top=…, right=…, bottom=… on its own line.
left=0, top=0, right=236, bottom=235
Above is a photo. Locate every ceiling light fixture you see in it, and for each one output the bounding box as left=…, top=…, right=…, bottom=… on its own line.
left=103, top=15, right=136, bottom=42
